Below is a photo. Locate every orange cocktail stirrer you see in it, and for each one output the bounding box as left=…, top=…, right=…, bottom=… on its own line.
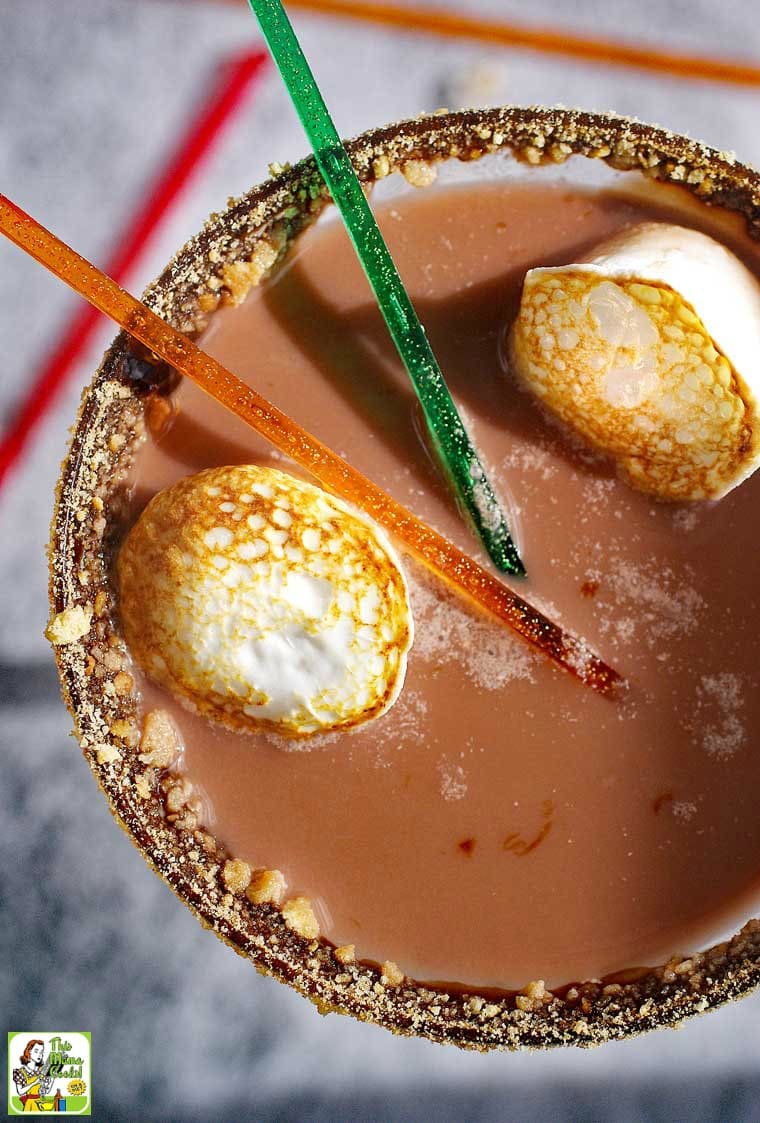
left=0, top=193, right=624, bottom=695
left=288, top=0, right=760, bottom=89
left=200, top=0, right=760, bottom=89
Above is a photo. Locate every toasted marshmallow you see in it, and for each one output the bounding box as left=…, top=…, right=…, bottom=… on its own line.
left=117, top=465, right=413, bottom=737
left=509, top=222, right=760, bottom=500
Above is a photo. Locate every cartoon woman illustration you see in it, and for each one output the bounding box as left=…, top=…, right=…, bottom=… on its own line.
left=12, top=1040, right=54, bottom=1112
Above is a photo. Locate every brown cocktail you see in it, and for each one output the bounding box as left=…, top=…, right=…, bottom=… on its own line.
left=48, top=108, right=760, bottom=1048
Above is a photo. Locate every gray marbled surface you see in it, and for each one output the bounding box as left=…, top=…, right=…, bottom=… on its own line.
left=3, top=2, right=760, bottom=1119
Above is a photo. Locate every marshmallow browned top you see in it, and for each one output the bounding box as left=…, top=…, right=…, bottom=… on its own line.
left=509, top=222, right=760, bottom=501
left=117, top=465, right=413, bottom=737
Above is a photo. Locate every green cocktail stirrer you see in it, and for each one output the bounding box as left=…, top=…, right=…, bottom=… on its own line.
left=246, top=0, right=526, bottom=576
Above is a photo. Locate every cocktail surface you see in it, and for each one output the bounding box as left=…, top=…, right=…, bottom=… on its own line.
left=128, top=180, right=760, bottom=989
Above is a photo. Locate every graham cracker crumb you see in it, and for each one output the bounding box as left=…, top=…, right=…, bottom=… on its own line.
left=163, top=775, right=194, bottom=814
left=334, top=944, right=356, bottom=965
left=114, top=671, right=134, bottom=696
left=246, top=868, right=285, bottom=905
left=401, top=158, right=437, bottom=188
left=138, top=709, right=182, bottom=769
left=522, top=979, right=547, bottom=1001
left=282, top=896, right=320, bottom=940
left=549, top=141, right=573, bottom=163
left=95, top=743, right=121, bottom=765
left=102, top=648, right=122, bottom=671
left=171, top=810, right=199, bottom=832
left=221, top=239, right=279, bottom=305
left=109, top=719, right=132, bottom=739
left=198, top=292, right=219, bottom=313
left=372, top=154, right=390, bottom=179
left=134, top=769, right=154, bottom=800
left=381, top=960, right=405, bottom=986
left=45, top=604, right=93, bottom=645
left=222, top=858, right=252, bottom=894
left=94, top=590, right=108, bottom=617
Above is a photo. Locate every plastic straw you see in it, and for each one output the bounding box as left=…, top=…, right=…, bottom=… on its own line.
left=248, top=0, right=525, bottom=576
